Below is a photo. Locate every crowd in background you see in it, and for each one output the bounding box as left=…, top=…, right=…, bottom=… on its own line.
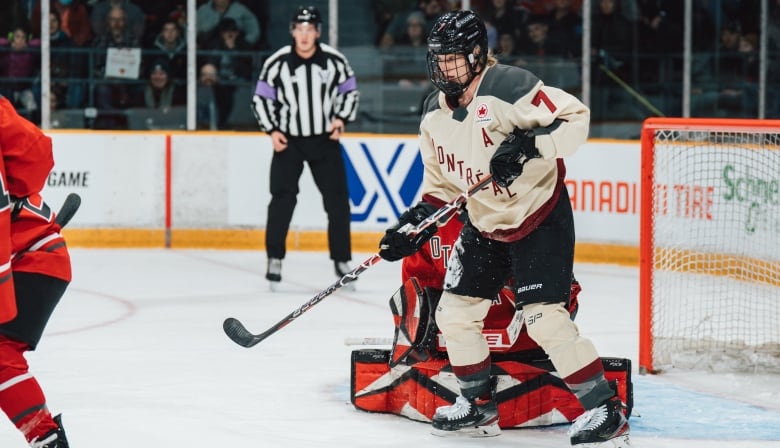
left=0, top=0, right=269, bottom=129
left=375, top=0, right=777, bottom=121
left=0, top=0, right=777, bottom=132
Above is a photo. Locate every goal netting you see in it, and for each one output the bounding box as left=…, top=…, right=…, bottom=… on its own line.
left=639, top=118, right=780, bottom=374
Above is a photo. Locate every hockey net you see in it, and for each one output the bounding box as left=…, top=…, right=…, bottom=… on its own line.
left=639, top=118, right=780, bottom=374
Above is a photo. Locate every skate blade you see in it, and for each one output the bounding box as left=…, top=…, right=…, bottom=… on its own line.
left=431, top=422, right=501, bottom=438
left=268, top=281, right=280, bottom=292
left=577, top=434, right=631, bottom=448
left=340, top=282, right=356, bottom=292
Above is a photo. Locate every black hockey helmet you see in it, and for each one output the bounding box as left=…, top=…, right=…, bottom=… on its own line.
left=426, top=10, right=488, bottom=97
left=291, top=5, right=322, bottom=30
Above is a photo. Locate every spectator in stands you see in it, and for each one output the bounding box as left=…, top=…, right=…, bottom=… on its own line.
left=196, top=62, right=233, bottom=130
left=90, top=0, right=146, bottom=43
left=729, top=32, right=759, bottom=115
left=373, top=0, right=412, bottom=46
left=167, top=4, right=188, bottom=33
left=147, top=18, right=187, bottom=81
left=237, top=0, right=271, bottom=50
left=92, top=4, right=142, bottom=109
left=592, top=0, right=633, bottom=77
left=132, top=0, right=184, bottom=47
left=545, top=0, right=582, bottom=58
left=394, top=11, right=428, bottom=48
left=482, top=0, right=528, bottom=43
left=495, top=32, right=522, bottom=65
left=142, top=58, right=185, bottom=109
left=691, top=22, right=759, bottom=118
left=0, top=25, right=40, bottom=117
left=50, top=83, right=67, bottom=111
left=46, top=8, right=87, bottom=109
left=32, top=0, right=93, bottom=47
left=379, top=0, right=444, bottom=48
left=0, top=3, right=26, bottom=40
left=591, top=0, right=637, bottom=121
left=390, top=11, right=434, bottom=88
left=202, top=18, right=254, bottom=83
left=515, top=14, right=567, bottom=60
left=196, top=0, right=260, bottom=48
left=636, top=0, right=682, bottom=53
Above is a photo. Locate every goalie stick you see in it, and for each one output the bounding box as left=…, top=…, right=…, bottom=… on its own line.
left=223, top=175, right=495, bottom=348
left=343, top=337, right=393, bottom=346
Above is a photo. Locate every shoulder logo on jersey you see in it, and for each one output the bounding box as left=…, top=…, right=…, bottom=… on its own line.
left=475, top=103, right=491, bottom=123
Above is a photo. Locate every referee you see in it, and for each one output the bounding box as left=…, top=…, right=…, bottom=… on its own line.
left=252, top=5, right=359, bottom=288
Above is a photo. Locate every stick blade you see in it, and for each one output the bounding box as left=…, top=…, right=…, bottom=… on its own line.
left=55, top=193, right=82, bottom=228
left=223, top=317, right=262, bottom=348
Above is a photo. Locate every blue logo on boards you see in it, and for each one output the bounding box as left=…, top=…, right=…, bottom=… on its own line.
left=342, top=142, right=423, bottom=225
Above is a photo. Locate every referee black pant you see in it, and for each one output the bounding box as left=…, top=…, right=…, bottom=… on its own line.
left=266, top=134, right=352, bottom=262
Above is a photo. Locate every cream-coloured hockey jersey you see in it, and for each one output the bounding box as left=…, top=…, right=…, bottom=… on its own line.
left=418, top=62, right=590, bottom=242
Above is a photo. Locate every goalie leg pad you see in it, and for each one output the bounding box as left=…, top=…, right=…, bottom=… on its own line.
left=350, top=349, right=633, bottom=427
left=388, top=278, right=439, bottom=366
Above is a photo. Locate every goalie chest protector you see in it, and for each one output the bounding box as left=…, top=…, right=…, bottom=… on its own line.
left=350, top=349, right=633, bottom=428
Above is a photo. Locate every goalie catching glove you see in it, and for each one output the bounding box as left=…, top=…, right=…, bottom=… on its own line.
left=489, top=128, right=541, bottom=188
left=379, top=201, right=439, bottom=262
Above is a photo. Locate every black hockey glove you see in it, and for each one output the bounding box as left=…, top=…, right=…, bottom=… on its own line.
left=489, top=128, right=541, bottom=188
left=379, top=201, right=439, bottom=262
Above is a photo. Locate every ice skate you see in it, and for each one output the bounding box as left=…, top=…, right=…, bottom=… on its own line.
left=30, top=414, right=69, bottom=448
left=430, top=395, right=500, bottom=437
left=568, top=397, right=631, bottom=447
left=334, top=261, right=356, bottom=292
left=266, top=258, right=282, bottom=291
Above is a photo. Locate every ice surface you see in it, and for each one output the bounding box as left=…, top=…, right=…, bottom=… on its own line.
left=1, top=249, right=778, bottom=447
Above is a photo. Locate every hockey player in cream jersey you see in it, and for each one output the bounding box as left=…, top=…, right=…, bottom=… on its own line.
left=378, top=9, right=630, bottom=448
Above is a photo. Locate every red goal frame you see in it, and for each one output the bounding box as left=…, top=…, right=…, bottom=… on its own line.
left=638, top=117, right=780, bottom=374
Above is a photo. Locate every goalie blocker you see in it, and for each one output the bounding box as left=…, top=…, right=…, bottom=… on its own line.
left=350, top=277, right=633, bottom=428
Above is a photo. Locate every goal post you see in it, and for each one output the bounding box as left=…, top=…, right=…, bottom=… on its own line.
left=639, top=118, right=780, bottom=374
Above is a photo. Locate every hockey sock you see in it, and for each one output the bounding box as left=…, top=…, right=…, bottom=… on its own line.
left=0, top=337, right=57, bottom=442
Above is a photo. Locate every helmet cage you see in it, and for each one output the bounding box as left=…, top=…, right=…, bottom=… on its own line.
left=426, top=11, right=488, bottom=97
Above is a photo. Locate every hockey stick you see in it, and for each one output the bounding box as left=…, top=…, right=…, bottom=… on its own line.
left=343, top=336, right=393, bottom=346
left=223, top=175, right=495, bottom=348
left=55, top=193, right=82, bottom=227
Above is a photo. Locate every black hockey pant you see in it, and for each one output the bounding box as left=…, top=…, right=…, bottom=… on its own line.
left=265, top=134, right=352, bottom=262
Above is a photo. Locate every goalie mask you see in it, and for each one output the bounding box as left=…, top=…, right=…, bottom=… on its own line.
left=426, top=10, right=488, bottom=98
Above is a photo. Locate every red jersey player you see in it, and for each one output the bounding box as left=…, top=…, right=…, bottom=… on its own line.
left=0, top=95, right=71, bottom=447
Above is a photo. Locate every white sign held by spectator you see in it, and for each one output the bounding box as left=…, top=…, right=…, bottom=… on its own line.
left=105, top=47, right=141, bottom=79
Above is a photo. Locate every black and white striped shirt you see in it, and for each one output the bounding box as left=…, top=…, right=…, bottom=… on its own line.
left=252, top=43, right=359, bottom=137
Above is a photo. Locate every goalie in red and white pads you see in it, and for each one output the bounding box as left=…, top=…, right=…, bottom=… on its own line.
left=351, top=210, right=632, bottom=436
